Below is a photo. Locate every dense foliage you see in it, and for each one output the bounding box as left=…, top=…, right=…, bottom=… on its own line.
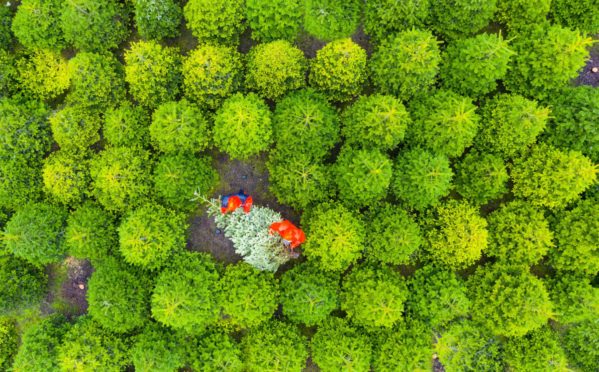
left=184, top=0, right=244, bottom=44
left=0, top=254, right=46, bottom=312
left=246, top=0, right=301, bottom=42
left=63, top=202, right=117, bottom=262
left=311, top=317, right=372, bottom=371
left=303, top=0, right=361, bottom=41
left=132, top=0, right=182, bottom=40
left=430, top=0, right=497, bottom=40
left=454, top=151, right=509, bottom=205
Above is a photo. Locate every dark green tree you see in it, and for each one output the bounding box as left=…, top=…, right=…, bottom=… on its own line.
left=132, top=0, right=182, bottom=40
left=64, top=202, right=117, bottom=263
left=303, top=0, right=361, bottom=41
left=246, top=0, right=301, bottom=42
left=130, top=323, right=186, bottom=372
left=103, top=102, right=150, bottom=148
left=503, top=326, right=568, bottom=371
left=454, top=151, right=509, bottom=205
left=186, top=331, right=243, bottom=372
left=11, top=0, right=64, bottom=50
left=430, top=0, right=497, bottom=40
left=0, top=254, right=46, bottom=312
left=183, top=0, right=244, bottom=44
left=364, top=0, right=430, bottom=41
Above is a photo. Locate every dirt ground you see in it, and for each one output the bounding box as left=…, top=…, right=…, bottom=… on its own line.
left=574, top=39, right=599, bottom=87
left=60, top=258, right=93, bottom=316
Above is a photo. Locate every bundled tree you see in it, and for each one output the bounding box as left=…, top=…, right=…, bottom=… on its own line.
left=430, top=0, right=497, bottom=40
left=3, top=202, right=67, bottom=266
left=486, top=201, right=553, bottom=265
left=562, top=319, right=599, bottom=371
left=49, top=105, right=101, bottom=152
left=543, top=86, right=599, bottom=162
left=454, top=151, right=509, bottom=205
left=434, top=320, right=504, bottom=372
left=246, top=0, right=301, bottom=42
left=475, top=93, right=550, bottom=158
left=118, top=203, right=187, bottom=270
left=60, top=0, right=130, bottom=51
left=425, top=200, right=488, bottom=270
left=366, top=204, right=422, bottom=265
left=42, top=150, right=91, bottom=205
left=303, top=0, right=361, bottom=41
left=342, top=265, right=408, bottom=328
left=550, top=199, right=599, bottom=275
left=246, top=40, right=307, bottom=101
left=271, top=89, right=340, bottom=161
left=503, top=326, right=568, bottom=371
left=89, top=146, right=153, bottom=212
left=12, top=314, right=70, bottom=372
left=184, top=0, right=244, bottom=44
left=151, top=252, right=221, bottom=333
left=182, top=44, right=243, bottom=110
left=548, top=274, right=599, bottom=324
left=17, top=49, right=70, bottom=101
left=267, top=151, right=334, bottom=210
left=280, top=262, right=340, bottom=326
left=406, top=265, right=471, bottom=328
left=213, top=93, right=273, bottom=160
left=11, top=0, right=65, bottom=50
left=65, top=52, right=126, bottom=111
left=303, top=204, right=366, bottom=272
left=392, top=148, right=453, bottom=211
left=309, top=39, right=367, bottom=102
left=149, top=99, right=211, bottom=154
left=341, top=94, right=411, bottom=151
left=311, top=317, right=373, bottom=372
left=0, top=254, right=46, bottom=312
left=370, top=29, right=441, bottom=101
left=57, top=316, right=130, bottom=371
left=505, top=24, right=592, bottom=99
left=364, top=0, right=430, bottom=42
left=497, top=0, right=551, bottom=31
left=186, top=331, right=243, bottom=372
left=131, top=323, right=186, bottom=372
left=207, top=199, right=295, bottom=271
left=440, top=33, right=515, bottom=97
left=132, top=0, right=182, bottom=40
left=124, top=40, right=182, bottom=108
left=334, top=147, right=394, bottom=208
left=217, top=262, right=279, bottom=330
left=87, top=258, right=152, bottom=333
left=407, top=90, right=480, bottom=158
left=550, top=0, right=599, bottom=35
left=511, top=144, right=597, bottom=209
left=154, top=154, right=219, bottom=211
left=372, top=321, right=433, bottom=372
left=63, top=202, right=117, bottom=263
left=103, top=102, right=150, bottom=148
left=241, top=320, right=309, bottom=372
left=468, top=264, right=553, bottom=337
left=0, top=317, right=17, bottom=371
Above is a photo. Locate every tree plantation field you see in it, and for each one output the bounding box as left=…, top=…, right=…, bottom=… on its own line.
left=1, top=0, right=599, bottom=371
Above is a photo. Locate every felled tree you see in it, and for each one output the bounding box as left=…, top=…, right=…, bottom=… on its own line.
left=406, top=265, right=471, bottom=328
left=309, top=39, right=368, bottom=102
left=246, top=0, right=301, bottom=42
left=511, top=144, right=597, bottom=209
left=341, top=94, right=411, bottom=151
left=425, top=200, right=488, bottom=270
left=87, top=258, right=152, bottom=333
left=303, top=0, right=361, bottom=41
left=118, top=203, right=187, bottom=270
left=57, top=316, right=130, bottom=372
left=302, top=204, right=366, bottom=272
left=486, top=201, right=554, bottom=266
left=475, top=94, right=550, bottom=159
left=503, top=326, right=568, bottom=372
left=370, top=29, right=441, bottom=101
left=151, top=252, right=221, bottom=333
left=310, top=317, right=372, bottom=372
left=280, top=262, right=340, bottom=326
left=217, top=262, right=279, bottom=330
left=341, top=265, right=408, bottom=328
left=3, top=202, right=68, bottom=266
left=207, top=199, right=295, bottom=271
left=365, top=203, right=422, bottom=265
left=435, top=320, right=504, bottom=372
left=407, top=89, right=480, bottom=158
left=241, top=320, right=309, bottom=372
left=334, top=147, right=394, bottom=208
left=392, top=148, right=453, bottom=211
left=131, top=323, right=186, bottom=372
left=468, top=264, right=553, bottom=337
left=12, top=314, right=70, bottom=372
left=440, top=33, right=514, bottom=97
left=550, top=199, right=599, bottom=275
left=124, top=40, right=182, bottom=108
left=271, top=89, right=340, bottom=161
